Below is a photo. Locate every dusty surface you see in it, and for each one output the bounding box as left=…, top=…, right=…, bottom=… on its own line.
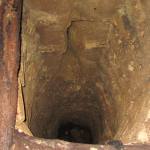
left=0, top=0, right=22, bottom=149
left=12, top=130, right=150, bottom=150
left=18, top=0, right=150, bottom=145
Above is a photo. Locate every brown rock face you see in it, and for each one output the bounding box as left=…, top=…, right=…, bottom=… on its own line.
left=18, top=0, right=150, bottom=145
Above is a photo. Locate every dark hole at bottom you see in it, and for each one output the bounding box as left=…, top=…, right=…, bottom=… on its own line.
left=57, top=122, right=93, bottom=144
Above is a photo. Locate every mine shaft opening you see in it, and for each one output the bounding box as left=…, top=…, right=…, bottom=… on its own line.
left=16, top=0, right=149, bottom=145
left=27, top=79, right=106, bottom=144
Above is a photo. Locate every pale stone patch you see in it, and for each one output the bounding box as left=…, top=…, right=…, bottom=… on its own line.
left=85, top=41, right=100, bottom=50
left=90, top=147, right=98, bottom=150
left=16, top=122, right=33, bottom=136
left=128, top=62, right=134, bottom=71
left=76, top=85, right=81, bottom=91
left=57, top=142, right=69, bottom=149
left=137, top=127, right=149, bottom=143
left=16, top=80, right=25, bottom=125
left=11, top=144, right=16, bottom=150
left=128, top=66, right=134, bottom=72
left=24, top=144, right=29, bottom=149
left=25, top=146, right=29, bottom=149
left=16, top=81, right=33, bottom=136
left=145, top=110, right=150, bottom=122
left=35, top=139, right=47, bottom=145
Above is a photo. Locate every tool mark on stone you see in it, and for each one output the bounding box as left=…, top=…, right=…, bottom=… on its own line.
left=121, top=15, right=141, bottom=50
left=122, top=15, right=134, bottom=33
left=65, top=19, right=95, bottom=53
left=53, top=19, right=95, bottom=80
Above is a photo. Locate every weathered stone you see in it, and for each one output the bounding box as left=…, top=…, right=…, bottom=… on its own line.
left=0, top=0, right=150, bottom=150
left=17, top=0, right=150, bottom=145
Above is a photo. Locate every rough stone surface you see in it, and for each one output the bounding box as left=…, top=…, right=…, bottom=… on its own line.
left=17, top=0, right=150, bottom=146
left=0, top=0, right=150, bottom=150
left=12, top=130, right=150, bottom=150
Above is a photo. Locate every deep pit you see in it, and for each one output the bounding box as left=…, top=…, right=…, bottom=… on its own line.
left=16, top=0, right=150, bottom=145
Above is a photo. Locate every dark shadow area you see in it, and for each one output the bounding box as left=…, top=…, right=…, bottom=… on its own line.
left=57, top=122, right=93, bottom=144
